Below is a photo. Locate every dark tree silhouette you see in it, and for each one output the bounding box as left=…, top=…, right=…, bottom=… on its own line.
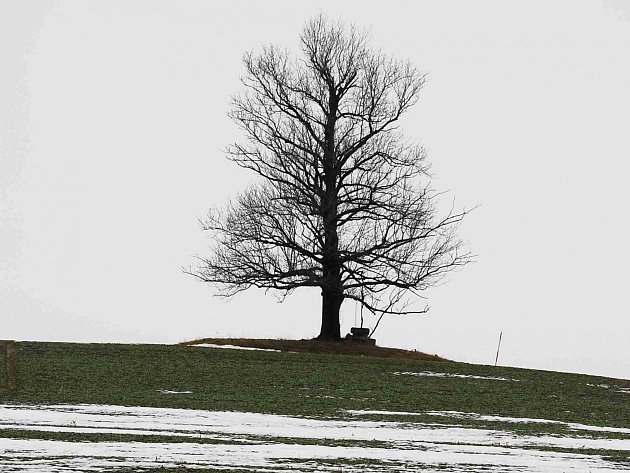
left=189, top=15, right=471, bottom=340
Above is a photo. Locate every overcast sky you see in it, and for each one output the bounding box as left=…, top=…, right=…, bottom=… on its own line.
left=2, top=0, right=629, bottom=379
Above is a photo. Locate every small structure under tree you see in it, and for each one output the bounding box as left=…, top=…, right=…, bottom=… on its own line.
left=188, top=15, right=471, bottom=340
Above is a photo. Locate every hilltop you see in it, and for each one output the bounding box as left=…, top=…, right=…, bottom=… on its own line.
left=182, top=337, right=449, bottom=361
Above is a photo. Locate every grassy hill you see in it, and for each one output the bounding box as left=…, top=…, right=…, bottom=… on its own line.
left=1, top=340, right=629, bottom=472
left=2, top=340, right=628, bottom=425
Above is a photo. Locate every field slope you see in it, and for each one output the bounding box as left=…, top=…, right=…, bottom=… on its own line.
left=1, top=340, right=629, bottom=472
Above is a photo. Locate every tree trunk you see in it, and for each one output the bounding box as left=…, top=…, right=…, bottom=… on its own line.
left=317, top=287, right=343, bottom=340
left=317, top=87, right=342, bottom=341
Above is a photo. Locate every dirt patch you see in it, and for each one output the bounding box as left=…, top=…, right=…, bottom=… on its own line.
left=182, top=338, right=448, bottom=361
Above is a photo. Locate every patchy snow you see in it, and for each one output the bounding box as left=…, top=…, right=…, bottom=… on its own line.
left=188, top=343, right=281, bottom=352
left=348, top=408, right=630, bottom=436
left=587, top=383, right=621, bottom=390
left=423, top=410, right=630, bottom=435
left=586, top=383, right=630, bottom=394
left=393, top=371, right=519, bottom=382
left=157, top=390, right=193, bottom=395
left=0, top=437, right=624, bottom=473
left=347, top=409, right=426, bottom=417
left=0, top=404, right=628, bottom=472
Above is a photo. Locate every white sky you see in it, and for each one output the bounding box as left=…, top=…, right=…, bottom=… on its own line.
left=2, top=0, right=629, bottom=379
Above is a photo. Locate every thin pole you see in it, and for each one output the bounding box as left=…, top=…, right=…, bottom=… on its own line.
left=360, top=300, right=364, bottom=328
left=494, top=331, right=503, bottom=367
left=359, top=289, right=364, bottom=329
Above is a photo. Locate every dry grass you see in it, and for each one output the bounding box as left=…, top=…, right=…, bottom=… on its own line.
left=181, top=338, right=449, bottom=362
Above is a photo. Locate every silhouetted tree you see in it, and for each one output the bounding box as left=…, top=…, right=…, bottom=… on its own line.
left=189, top=15, right=471, bottom=340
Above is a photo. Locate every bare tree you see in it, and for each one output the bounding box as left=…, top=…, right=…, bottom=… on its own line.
left=189, top=15, right=471, bottom=340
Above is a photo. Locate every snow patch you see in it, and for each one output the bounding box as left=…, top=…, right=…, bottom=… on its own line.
left=0, top=404, right=628, bottom=472
left=188, top=343, right=281, bottom=352
left=587, top=383, right=612, bottom=389
left=346, top=409, right=425, bottom=417
left=2, top=437, right=625, bottom=473
left=394, top=371, right=519, bottom=382
left=424, top=410, right=630, bottom=435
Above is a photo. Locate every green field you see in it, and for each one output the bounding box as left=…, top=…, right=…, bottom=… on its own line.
left=1, top=341, right=629, bottom=471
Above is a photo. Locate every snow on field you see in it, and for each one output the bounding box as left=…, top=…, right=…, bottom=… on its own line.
left=348, top=409, right=630, bottom=435
left=1, top=437, right=624, bottom=473
left=394, top=371, right=519, bottom=382
left=0, top=404, right=628, bottom=472
left=189, top=343, right=282, bottom=352
left=586, top=383, right=630, bottom=394
left=425, top=410, right=630, bottom=435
